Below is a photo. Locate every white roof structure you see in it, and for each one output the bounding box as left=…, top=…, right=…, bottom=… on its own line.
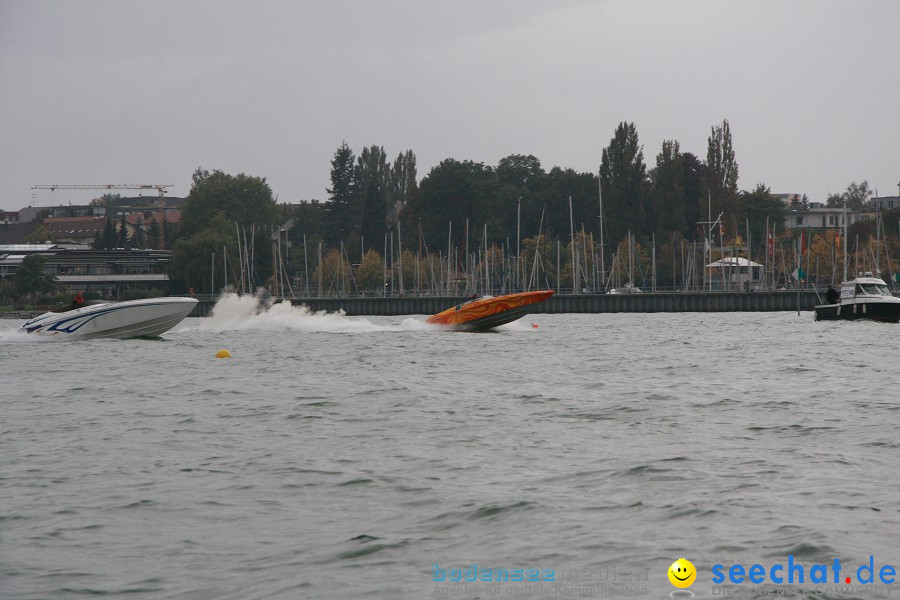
left=705, top=257, right=764, bottom=269
left=0, top=244, right=60, bottom=252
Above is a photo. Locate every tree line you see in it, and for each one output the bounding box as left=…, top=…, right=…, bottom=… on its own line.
left=164, top=119, right=899, bottom=294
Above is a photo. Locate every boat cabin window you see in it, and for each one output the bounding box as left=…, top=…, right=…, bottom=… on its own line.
left=856, top=283, right=892, bottom=296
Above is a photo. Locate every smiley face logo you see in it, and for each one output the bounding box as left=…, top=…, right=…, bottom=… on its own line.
left=668, top=558, right=696, bottom=588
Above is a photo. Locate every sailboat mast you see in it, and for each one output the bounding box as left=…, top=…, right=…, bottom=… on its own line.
left=447, top=221, right=452, bottom=295
left=569, top=196, right=578, bottom=293
left=598, top=175, right=605, bottom=288
left=842, top=200, right=848, bottom=283
left=516, top=198, right=521, bottom=290
left=397, top=220, right=403, bottom=293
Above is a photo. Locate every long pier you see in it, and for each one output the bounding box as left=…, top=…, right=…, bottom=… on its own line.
left=189, top=290, right=823, bottom=317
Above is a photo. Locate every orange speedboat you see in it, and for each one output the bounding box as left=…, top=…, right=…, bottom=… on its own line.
left=426, top=290, right=554, bottom=331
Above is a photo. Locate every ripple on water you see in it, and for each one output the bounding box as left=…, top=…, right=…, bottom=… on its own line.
left=2, top=313, right=898, bottom=599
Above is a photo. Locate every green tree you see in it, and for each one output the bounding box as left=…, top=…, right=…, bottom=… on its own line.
left=146, top=218, right=161, bottom=250
left=681, top=152, right=704, bottom=239
left=162, top=215, right=178, bottom=250
left=608, top=237, right=650, bottom=289
left=101, top=218, right=116, bottom=249
left=356, top=145, right=391, bottom=251
left=180, top=168, right=279, bottom=240
left=655, top=231, right=688, bottom=288
left=326, top=142, right=357, bottom=244
left=91, top=192, right=121, bottom=206
left=288, top=200, right=327, bottom=241
left=520, top=233, right=556, bottom=290
left=132, top=217, right=146, bottom=248
left=826, top=181, right=872, bottom=211
left=650, top=140, right=686, bottom=237
left=826, top=192, right=843, bottom=208
left=541, top=167, right=599, bottom=247
left=117, top=214, right=130, bottom=249
left=170, top=215, right=236, bottom=293
left=497, top=154, right=545, bottom=190
left=388, top=150, right=418, bottom=233
left=312, top=247, right=353, bottom=295
left=24, top=224, right=53, bottom=244
left=396, top=249, right=417, bottom=292
left=739, top=184, right=786, bottom=254
left=494, top=154, right=547, bottom=243
left=407, top=159, right=498, bottom=251
left=174, top=169, right=277, bottom=290
left=600, top=122, right=647, bottom=246
left=356, top=248, right=386, bottom=292
left=703, top=119, right=739, bottom=236
left=15, top=254, right=58, bottom=297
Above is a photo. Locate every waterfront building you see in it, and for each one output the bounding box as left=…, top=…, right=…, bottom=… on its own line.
left=0, top=244, right=173, bottom=298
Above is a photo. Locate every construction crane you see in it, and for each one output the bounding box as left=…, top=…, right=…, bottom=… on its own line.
left=32, top=184, right=174, bottom=204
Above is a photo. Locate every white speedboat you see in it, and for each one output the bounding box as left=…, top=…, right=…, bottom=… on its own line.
left=814, top=274, right=900, bottom=323
left=20, top=297, right=198, bottom=339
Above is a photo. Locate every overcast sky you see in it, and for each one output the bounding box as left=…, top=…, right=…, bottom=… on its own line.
left=1, top=0, right=898, bottom=212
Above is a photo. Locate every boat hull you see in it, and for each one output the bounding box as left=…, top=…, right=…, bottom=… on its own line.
left=814, top=301, right=900, bottom=323
left=426, top=290, right=554, bottom=331
left=21, top=297, right=199, bottom=339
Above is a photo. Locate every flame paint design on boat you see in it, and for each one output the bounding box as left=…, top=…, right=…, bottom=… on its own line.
left=426, top=290, right=554, bottom=331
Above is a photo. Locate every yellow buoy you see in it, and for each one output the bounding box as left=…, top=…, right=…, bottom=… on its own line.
left=215, top=349, right=231, bottom=358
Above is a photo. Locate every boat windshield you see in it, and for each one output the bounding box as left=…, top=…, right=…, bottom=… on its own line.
left=856, top=283, right=893, bottom=296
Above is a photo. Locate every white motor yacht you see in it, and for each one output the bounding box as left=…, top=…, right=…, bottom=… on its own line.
left=20, top=297, right=198, bottom=338
left=814, top=274, right=900, bottom=323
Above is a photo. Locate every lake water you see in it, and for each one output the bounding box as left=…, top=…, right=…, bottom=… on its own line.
left=2, top=295, right=898, bottom=600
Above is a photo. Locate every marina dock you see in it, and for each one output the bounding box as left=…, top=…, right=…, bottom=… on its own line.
left=189, top=290, right=824, bottom=317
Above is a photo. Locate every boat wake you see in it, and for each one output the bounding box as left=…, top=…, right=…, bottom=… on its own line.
left=0, top=328, right=53, bottom=342
left=186, top=293, right=432, bottom=334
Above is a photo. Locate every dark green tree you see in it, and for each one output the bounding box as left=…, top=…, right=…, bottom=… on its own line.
left=101, top=218, right=116, bottom=249
left=496, top=154, right=545, bottom=190
left=477, top=154, right=533, bottom=245
left=541, top=166, right=599, bottom=243
left=180, top=168, right=279, bottom=240
left=117, top=214, right=130, bottom=249
left=493, top=154, right=549, bottom=243
left=91, top=192, right=121, bottom=206
left=600, top=122, right=647, bottom=246
left=650, top=140, right=686, bottom=237
left=15, top=254, right=58, bottom=297
left=410, top=159, right=498, bottom=251
left=703, top=119, right=739, bottom=236
left=162, top=216, right=177, bottom=250
left=356, top=145, right=391, bottom=251
left=146, top=218, right=162, bottom=249
left=826, top=181, right=872, bottom=211
left=24, top=224, right=52, bottom=244
left=132, top=217, right=146, bottom=248
left=326, top=142, right=357, bottom=244
left=170, top=213, right=236, bottom=293
left=739, top=183, right=786, bottom=252
left=388, top=150, right=418, bottom=234
left=681, top=152, right=704, bottom=239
